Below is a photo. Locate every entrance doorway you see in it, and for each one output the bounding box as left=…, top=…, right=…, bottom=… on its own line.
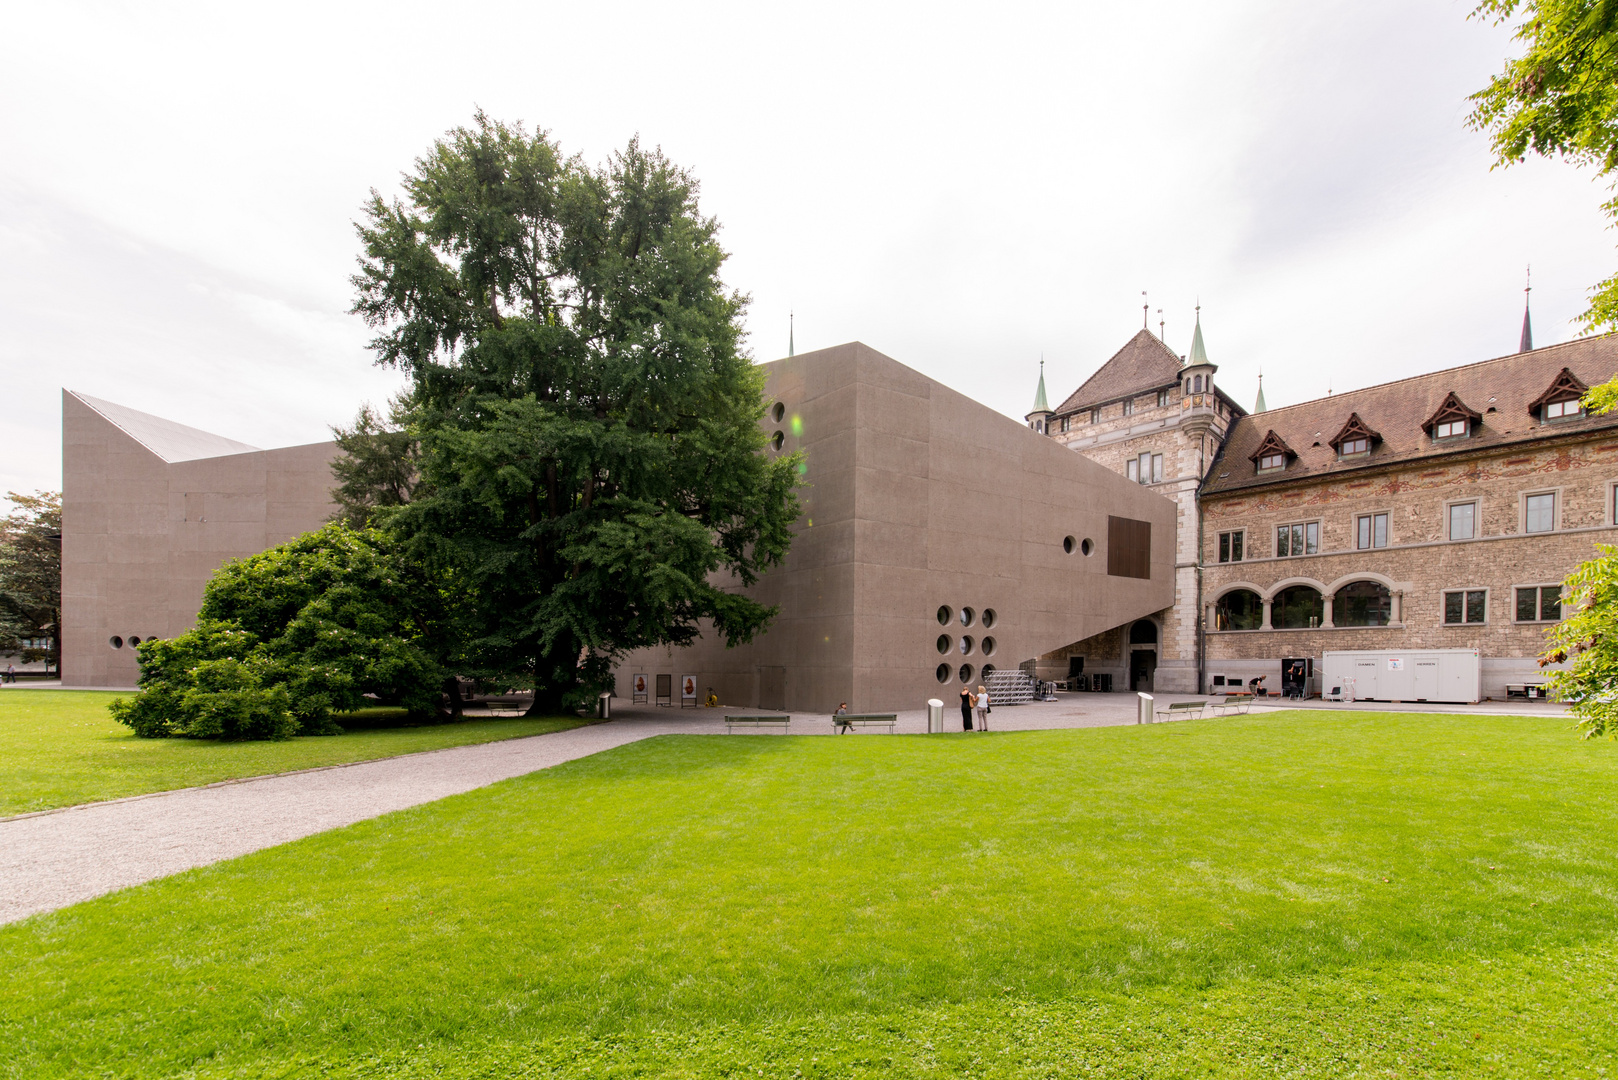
left=1129, top=649, right=1157, bottom=692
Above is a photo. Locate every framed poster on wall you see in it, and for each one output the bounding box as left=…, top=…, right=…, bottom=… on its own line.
left=632, top=673, right=648, bottom=703
left=681, top=675, right=697, bottom=708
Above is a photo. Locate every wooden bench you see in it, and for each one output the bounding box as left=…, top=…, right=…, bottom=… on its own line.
left=1154, top=700, right=1207, bottom=722
left=725, top=714, right=791, bottom=733
left=1210, top=693, right=1254, bottom=716
left=832, top=712, right=898, bottom=734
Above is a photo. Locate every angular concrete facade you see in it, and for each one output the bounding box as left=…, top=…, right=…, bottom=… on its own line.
left=613, top=343, right=1177, bottom=713
left=61, top=391, right=338, bottom=687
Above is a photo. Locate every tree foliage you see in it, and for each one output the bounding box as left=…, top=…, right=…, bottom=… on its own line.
left=1469, top=0, right=1618, bottom=329
left=0, top=491, right=61, bottom=670
left=330, top=394, right=421, bottom=527
left=110, top=524, right=449, bottom=739
left=351, top=114, right=800, bottom=710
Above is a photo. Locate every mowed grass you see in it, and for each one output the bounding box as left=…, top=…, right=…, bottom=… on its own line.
left=4, top=712, right=1618, bottom=1077
left=0, top=690, right=586, bottom=816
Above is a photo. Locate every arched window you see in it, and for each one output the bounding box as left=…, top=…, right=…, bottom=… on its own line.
left=1334, top=580, right=1392, bottom=627
left=1129, top=619, right=1158, bottom=644
left=1193, top=375, right=1203, bottom=393
left=1214, top=589, right=1262, bottom=631
left=1273, top=585, right=1324, bottom=629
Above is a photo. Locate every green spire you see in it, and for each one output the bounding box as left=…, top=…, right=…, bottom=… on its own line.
left=1254, top=371, right=1267, bottom=414
left=1032, top=359, right=1049, bottom=413
left=1188, top=306, right=1209, bottom=366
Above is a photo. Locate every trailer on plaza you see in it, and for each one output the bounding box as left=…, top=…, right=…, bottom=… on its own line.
left=1320, top=649, right=1481, bottom=704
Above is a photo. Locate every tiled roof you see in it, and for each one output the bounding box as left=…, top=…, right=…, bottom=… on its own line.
left=1054, top=330, right=1186, bottom=414
left=1202, top=335, right=1618, bottom=496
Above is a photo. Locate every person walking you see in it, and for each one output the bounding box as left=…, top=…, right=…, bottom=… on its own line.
left=975, top=685, right=990, bottom=731
left=959, top=684, right=974, bottom=730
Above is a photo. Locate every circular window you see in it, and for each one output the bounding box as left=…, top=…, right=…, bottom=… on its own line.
left=959, top=663, right=974, bottom=683
left=109, top=636, right=123, bottom=649
left=983, top=663, right=997, bottom=676
left=1063, top=536, right=1076, bottom=554
left=936, top=634, right=952, bottom=655
left=772, top=401, right=786, bottom=423
left=959, top=607, right=975, bottom=627
left=981, top=636, right=996, bottom=656
left=770, top=431, right=785, bottom=451
left=959, top=635, right=974, bottom=655
left=981, top=608, right=996, bottom=629
left=936, top=663, right=951, bottom=684
left=128, top=636, right=141, bottom=646
left=1081, top=538, right=1094, bottom=556
left=937, top=605, right=952, bottom=625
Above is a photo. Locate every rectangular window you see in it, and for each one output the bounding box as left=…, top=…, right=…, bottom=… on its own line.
left=1059, top=416, right=1069, bottom=433
left=1091, top=408, right=1101, bottom=424
left=1517, top=585, right=1562, bottom=622
left=1152, top=453, right=1163, bottom=483
left=1257, top=453, right=1286, bottom=472
left=1448, top=501, right=1476, bottom=541
left=1443, top=589, right=1487, bottom=624
left=1545, top=399, right=1582, bottom=420
left=1356, top=512, right=1388, bottom=550
left=1122, top=399, right=1135, bottom=417
left=1276, top=521, right=1319, bottom=557
left=1126, top=458, right=1137, bottom=482
left=1525, top=492, right=1556, bottom=533
left=1435, top=419, right=1468, bottom=439
left=1218, top=531, right=1244, bottom=563
left=1340, top=437, right=1369, bottom=456
left=1157, top=389, right=1170, bottom=407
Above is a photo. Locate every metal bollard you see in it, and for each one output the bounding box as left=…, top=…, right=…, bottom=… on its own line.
left=597, top=691, right=612, bottom=720
left=926, top=698, right=944, bottom=733
left=1137, top=692, right=1153, bottom=725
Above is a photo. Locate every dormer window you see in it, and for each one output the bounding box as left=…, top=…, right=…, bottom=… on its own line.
left=1329, top=412, right=1381, bottom=459
left=1530, top=368, right=1589, bottom=424
left=1249, top=429, right=1297, bottom=475
left=1258, top=453, right=1286, bottom=471
left=1339, top=437, right=1369, bottom=456
left=1434, top=419, right=1468, bottom=439
left=1544, top=398, right=1582, bottom=421
left=1422, top=392, right=1481, bottom=444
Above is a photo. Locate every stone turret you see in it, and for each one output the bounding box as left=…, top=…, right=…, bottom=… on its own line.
left=1026, top=359, right=1053, bottom=435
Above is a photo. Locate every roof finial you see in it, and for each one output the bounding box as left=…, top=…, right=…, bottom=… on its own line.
left=1157, top=308, right=1164, bottom=340
left=789, top=310, right=795, bottom=358
left=1520, top=266, right=1533, bottom=352
left=1142, top=290, right=1149, bottom=329
left=1254, top=368, right=1267, bottom=414
left=1031, top=354, right=1050, bottom=415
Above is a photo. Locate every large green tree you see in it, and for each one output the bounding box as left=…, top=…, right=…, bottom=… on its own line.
left=0, top=491, right=61, bottom=672
left=1470, top=0, right=1618, bottom=329
left=351, top=115, right=800, bottom=711
left=329, top=394, right=421, bottom=528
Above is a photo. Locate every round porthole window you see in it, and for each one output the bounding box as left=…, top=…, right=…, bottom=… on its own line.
left=1081, top=538, right=1094, bottom=556
left=109, top=636, right=124, bottom=649
left=983, top=663, right=997, bottom=676
left=936, top=663, right=952, bottom=684
left=959, top=607, right=975, bottom=627
left=959, top=635, right=974, bottom=655
left=936, top=634, right=952, bottom=655
left=128, top=636, right=141, bottom=646
left=981, top=636, right=996, bottom=656
left=770, top=431, right=785, bottom=451
left=1063, top=536, right=1076, bottom=554
left=937, top=605, right=952, bottom=625
left=981, top=608, right=997, bottom=629
left=772, top=401, right=786, bottom=423
left=959, top=663, right=974, bottom=683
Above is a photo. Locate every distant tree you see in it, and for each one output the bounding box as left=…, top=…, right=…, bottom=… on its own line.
left=330, top=393, right=421, bottom=527
left=0, top=491, right=61, bottom=672
left=110, top=524, right=451, bottom=739
left=351, top=114, right=800, bottom=712
left=1469, top=0, right=1618, bottom=330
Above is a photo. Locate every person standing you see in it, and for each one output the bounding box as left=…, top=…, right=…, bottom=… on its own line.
left=975, top=685, right=990, bottom=731
left=959, top=685, right=974, bottom=730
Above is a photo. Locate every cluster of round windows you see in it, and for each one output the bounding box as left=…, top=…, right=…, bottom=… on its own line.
left=768, top=401, right=786, bottom=451
left=933, top=606, right=997, bottom=683
left=1062, top=535, right=1095, bottom=556
left=109, top=635, right=155, bottom=649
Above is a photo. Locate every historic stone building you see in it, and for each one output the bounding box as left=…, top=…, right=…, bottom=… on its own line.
left=1025, top=317, right=1245, bottom=692
left=1031, top=314, right=1618, bottom=701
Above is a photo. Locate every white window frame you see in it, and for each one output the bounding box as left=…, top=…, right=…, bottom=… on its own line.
left=1257, top=453, right=1286, bottom=473
left=1441, top=587, right=1489, bottom=626
left=1339, top=437, right=1370, bottom=458
left=1543, top=398, right=1583, bottom=422
left=1434, top=418, right=1470, bottom=440
left=1355, top=510, right=1390, bottom=550
left=1446, top=499, right=1478, bottom=542
left=1522, top=489, right=1559, bottom=535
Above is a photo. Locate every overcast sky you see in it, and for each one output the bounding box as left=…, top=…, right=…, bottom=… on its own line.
left=2, top=0, right=1612, bottom=499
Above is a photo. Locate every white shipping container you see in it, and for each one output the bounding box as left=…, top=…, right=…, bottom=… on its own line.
left=1321, top=649, right=1481, bottom=704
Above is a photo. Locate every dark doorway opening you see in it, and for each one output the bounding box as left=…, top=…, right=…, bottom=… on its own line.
left=1129, top=620, right=1158, bottom=644
left=1129, top=649, right=1157, bottom=692
left=1067, top=656, right=1084, bottom=679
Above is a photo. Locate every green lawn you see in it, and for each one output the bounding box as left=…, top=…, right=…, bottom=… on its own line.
left=0, top=690, right=586, bottom=816
left=4, top=712, right=1617, bottom=1077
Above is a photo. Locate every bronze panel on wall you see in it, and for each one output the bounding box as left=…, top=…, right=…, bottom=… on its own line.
left=1107, top=516, right=1151, bottom=579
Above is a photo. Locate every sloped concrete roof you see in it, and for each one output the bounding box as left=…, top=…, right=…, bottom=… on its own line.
left=67, top=391, right=262, bottom=463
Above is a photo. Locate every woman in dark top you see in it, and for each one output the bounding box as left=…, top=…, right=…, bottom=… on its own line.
left=959, top=685, right=975, bottom=730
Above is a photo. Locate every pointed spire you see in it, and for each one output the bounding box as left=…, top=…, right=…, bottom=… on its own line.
left=1188, top=304, right=1209, bottom=367
left=1032, top=357, right=1050, bottom=413
left=1254, top=370, right=1267, bottom=414
left=789, top=310, right=795, bottom=358
left=1520, top=266, right=1533, bottom=352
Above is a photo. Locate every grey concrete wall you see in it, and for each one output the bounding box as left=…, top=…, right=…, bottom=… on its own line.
left=61, top=392, right=338, bottom=687
left=614, top=342, right=1177, bottom=714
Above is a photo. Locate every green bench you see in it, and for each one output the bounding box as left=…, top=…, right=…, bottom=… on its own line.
left=1210, top=693, right=1254, bottom=716
left=1154, top=700, right=1207, bottom=722
left=832, top=712, right=898, bottom=734
left=724, top=714, right=791, bottom=734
